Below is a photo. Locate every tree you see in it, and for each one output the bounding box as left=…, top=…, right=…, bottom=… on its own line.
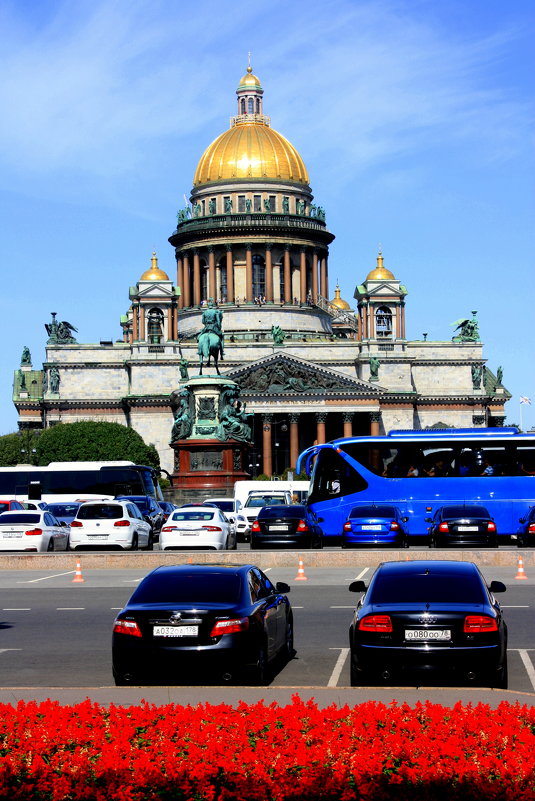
left=0, top=431, right=41, bottom=466
left=35, top=422, right=160, bottom=469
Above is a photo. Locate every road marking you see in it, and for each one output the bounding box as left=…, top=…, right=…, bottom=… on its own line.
left=3, top=608, right=30, bottom=611
left=355, top=568, right=369, bottom=580
left=57, top=607, right=85, bottom=610
left=502, top=606, right=530, bottom=608
left=17, top=571, right=75, bottom=583
left=515, top=650, right=535, bottom=692
left=0, top=649, right=22, bottom=653
left=330, top=606, right=354, bottom=609
left=327, top=647, right=349, bottom=687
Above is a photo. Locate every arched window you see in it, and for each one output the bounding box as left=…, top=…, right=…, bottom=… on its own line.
left=252, top=254, right=266, bottom=299
left=240, top=98, right=245, bottom=114
left=147, top=308, right=164, bottom=344
left=247, top=97, right=254, bottom=114
left=375, top=305, right=393, bottom=338
left=256, top=98, right=260, bottom=113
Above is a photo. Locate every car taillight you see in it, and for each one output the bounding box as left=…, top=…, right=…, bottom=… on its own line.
left=113, top=619, right=142, bottom=637
left=389, top=521, right=400, bottom=531
left=487, top=521, right=496, bottom=532
left=438, top=522, right=449, bottom=533
left=113, top=520, right=130, bottom=527
left=202, top=526, right=222, bottom=532
left=70, top=521, right=83, bottom=527
left=358, top=614, right=393, bottom=632
left=25, top=528, right=43, bottom=536
left=529, top=523, right=535, bottom=534
left=161, top=525, right=177, bottom=532
left=343, top=521, right=352, bottom=531
left=464, top=615, right=498, bottom=632
left=297, top=520, right=309, bottom=532
left=251, top=520, right=261, bottom=532
left=209, top=617, right=250, bottom=637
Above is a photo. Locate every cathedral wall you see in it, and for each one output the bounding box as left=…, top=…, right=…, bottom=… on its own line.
left=58, top=366, right=129, bottom=399
left=128, top=409, right=174, bottom=473
left=411, top=364, right=474, bottom=395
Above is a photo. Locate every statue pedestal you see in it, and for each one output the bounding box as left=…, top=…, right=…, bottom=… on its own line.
left=169, top=375, right=252, bottom=498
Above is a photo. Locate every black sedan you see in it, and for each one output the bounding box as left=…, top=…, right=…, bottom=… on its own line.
left=348, top=560, right=507, bottom=688
left=112, top=564, right=293, bottom=686
left=250, top=505, right=323, bottom=549
left=426, top=505, right=498, bottom=547
left=116, top=495, right=165, bottom=538
left=517, top=506, right=535, bottom=547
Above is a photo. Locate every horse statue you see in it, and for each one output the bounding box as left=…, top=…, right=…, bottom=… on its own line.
left=198, top=331, right=223, bottom=375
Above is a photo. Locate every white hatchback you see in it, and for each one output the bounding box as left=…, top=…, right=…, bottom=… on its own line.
left=0, top=510, right=69, bottom=552
left=69, top=501, right=152, bottom=550
left=160, top=508, right=237, bottom=550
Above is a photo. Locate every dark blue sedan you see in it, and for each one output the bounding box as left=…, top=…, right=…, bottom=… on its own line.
left=342, top=504, right=409, bottom=548
left=112, top=564, right=292, bottom=686
left=517, top=506, right=535, bottom=547
left=348, top=560, right=507, bottom=688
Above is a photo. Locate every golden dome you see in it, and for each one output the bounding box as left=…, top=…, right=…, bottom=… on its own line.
left=239, top=65, right=262, bottom=88
left=330, top=284, right=351, bottom=310
left=366, top=251, right=395, bottom=281
left=193, top=122, right=309, bottom=186
left=140, top=252, right=169, bottom=281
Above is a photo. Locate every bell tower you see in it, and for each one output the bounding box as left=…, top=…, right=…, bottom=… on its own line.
left=354, top=250, right=408, bottom=341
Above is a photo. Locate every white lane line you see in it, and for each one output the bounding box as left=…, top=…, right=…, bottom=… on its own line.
left=3, top=608, right=31, bottom=611
left=327, top=647, right=350, bottom=687
left=57, top=607, right=85, bottom=610
left=516, top=650, right=535, bottom=692
left=502, top=606, right=530, bottom=608
left=330, top=606, right=355, bottom=609
left=17, top=571, right=75, bottom=583
left=355, top=568, right=369, bottom=580
left=0, top=649, right=22, bottom=653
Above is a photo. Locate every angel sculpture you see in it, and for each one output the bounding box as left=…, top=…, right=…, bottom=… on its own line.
left=45, top=312, right=78, bottom=344
left=451, top=311, right=480, bottom=342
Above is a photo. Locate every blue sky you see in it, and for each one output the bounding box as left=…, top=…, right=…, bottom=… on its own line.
left=0, top=0, right=533, bottom=433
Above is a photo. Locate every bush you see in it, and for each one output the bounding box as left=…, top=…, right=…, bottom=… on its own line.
left=35, top=422, right=159, bottom=469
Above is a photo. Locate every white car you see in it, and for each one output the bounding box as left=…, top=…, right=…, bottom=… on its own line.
left=160, top=508, right=237, bottom=550
left=0, top=510, right=69, bottom=552
left=69, top=500, right=152, bottom=550
left=242, top=492, right=292, bottom=529
left=203, top=497, right=250, bottom=541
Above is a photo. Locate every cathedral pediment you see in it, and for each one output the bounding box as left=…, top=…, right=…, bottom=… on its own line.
left=224, top=354, right=384, bottom=397
left=137, top=282, right=175, bottom=298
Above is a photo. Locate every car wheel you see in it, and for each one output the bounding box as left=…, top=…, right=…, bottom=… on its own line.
left=131, top=534, right=138, bottom=551
left=402, top=537, right=410, bottom=549
left=282, top=615, right=295, bottom=662
left=517, top=538, right=525, bottom=548
left=47, top=538, right=54, bottom=552
left=249, top=643, right=269, bottom=686
left=350, top=654, right=366, bottom=686
left=145, top=531, right=154, bottom=550
left=495, top=659, right=508, bottom=689
left=428, top=538, right=436, bottom=549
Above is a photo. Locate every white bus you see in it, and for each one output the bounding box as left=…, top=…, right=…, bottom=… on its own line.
left=234, top=479, right=310, bottom=510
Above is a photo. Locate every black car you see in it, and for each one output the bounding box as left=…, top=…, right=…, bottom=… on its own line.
left=250, top=505, right=323, bottom=549
left=517, top=506, right=535, bottom=547
left=426, top=505, right=498, bottom=547
left=348, top=560, right=507, bottom=688
left=158, top=501, right=177, bottom=517
left=112, top=564, right=293, bottom=686
left=116, top=495, right=165, bottom=538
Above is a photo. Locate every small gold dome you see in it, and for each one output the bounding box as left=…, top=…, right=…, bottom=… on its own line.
left=193, top=122, right=309, bottom=186
left=239, top=65, right=262, bottom=88
left=330, top=284, right=351, bottom=310
left=140, top=252, right=169, bottom=281
left=366, top=251, right=395, bottom=280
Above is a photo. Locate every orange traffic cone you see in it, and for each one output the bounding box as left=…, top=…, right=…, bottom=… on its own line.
left=72, top=560, right=85, bottom=583
left=294, top=558, right=308, bottom=581
left=515, top=556, right=528, bottom=580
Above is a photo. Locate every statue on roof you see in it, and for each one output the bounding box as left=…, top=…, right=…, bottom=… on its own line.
left=21, top=346, right=31, bottom=366
left=369, top=356, right=380, bottom=381
left=452, top=311, right=480, bottom=342
left=496, top=365, right=503, bottom=386
left=271, top=325, right=286, bottom=346
left=45, top=313, right=78, bottom=344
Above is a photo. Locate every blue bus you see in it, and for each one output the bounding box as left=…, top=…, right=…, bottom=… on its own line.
left=296, top=428, right=535, bottom=543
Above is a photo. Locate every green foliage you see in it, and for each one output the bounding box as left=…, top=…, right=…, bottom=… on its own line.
left=0, top=431, right=41, bottom=466
left=35, top=422, right=160, bottom=469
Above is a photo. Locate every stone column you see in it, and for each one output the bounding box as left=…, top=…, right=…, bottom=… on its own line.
left=132, top=303, right=139, bottom=341
left=401, top=302, right=406, bottom=339
left=343, top=412, right=353, bottom=438
left=323, top=254, right=329, bottom=300
left=312, top=249, right=319, bottom=302
left=370, top=411, right=381, bottom=436
left=262, top=415, right=273, bottom=476
left=193, top=249, right=201, bottom=306
left=139, top=306, right=146, bottom=341
left=289, top=413, right=300, bottom=472
left=182, top=252, right=191, bottom=308
left=284, top=245, right=291, bottom=303
left=177, top=253, right=184, bottom=309
left=265, top=244, right=273, bottom=302
left=208, top=246, right=216, bottom=300
left=167, top=306, right=174, bottom=341
left=245, top=244, right=253, bottom=302
left=316, top=412, right=327, bottom=444
left=320, top=254, right=327, bottom=298
left=300, top=248, right=307, bottom=302
left=226, top=245, right=234, bottom=303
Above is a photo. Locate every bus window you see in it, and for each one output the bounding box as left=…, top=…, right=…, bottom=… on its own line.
left=309, top=449, right=367, bottom=503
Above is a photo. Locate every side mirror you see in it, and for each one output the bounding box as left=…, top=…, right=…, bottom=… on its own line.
left=60, top=521, right=68, bottom=527
left=424, top=517, right=432, bottom=523
left=519, top=517, right=526, bottom=524
left=489, top=580, right=506, bottom=593
left=349, top=580, right=367, bottom=593
left=275, top=582, right=291, bottom=593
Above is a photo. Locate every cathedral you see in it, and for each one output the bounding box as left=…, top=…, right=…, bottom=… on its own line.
left=13, top=65, right=509, bottom=478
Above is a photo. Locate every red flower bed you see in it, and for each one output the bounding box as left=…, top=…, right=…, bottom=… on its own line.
left=0, top=696, right=534, bottom=799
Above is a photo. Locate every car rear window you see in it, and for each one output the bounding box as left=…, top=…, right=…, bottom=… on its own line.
left=131, top=572, right=241, bottom=604
left=0, top=513, right=40, bottom=524
left=78, top=505, right=123, bottom=520
left=47, top=504, right=80, bottom=516
left=0, top=503, right=10, bottom=513
left=349, top=506, right=397, bottom=518
left=372, top=574, right=486, bottom=604
left=206, top=501, right=233, bottom=512
left=441, top=506, right=489, bottom=518
left=259, top=505, right=306, bottom=519
left=171, top=511, right=215, bottom=521
left=245, top=496, right=287, bottom=507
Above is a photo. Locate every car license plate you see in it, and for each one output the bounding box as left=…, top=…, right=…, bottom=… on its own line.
left=269, top=525, right=289, bottom=531
left=177, top=530, right=199, bottom=536
left=3, top=531, right=23, bottom=538
left=361, top=524, right=382, bottom=530
left=153, top=625, right=198, bottom=637
left=405, top=629, right=451, bottom=641
left=88, top=535, right=107, bottom=539
left=457, top=526, right=479, bottom=532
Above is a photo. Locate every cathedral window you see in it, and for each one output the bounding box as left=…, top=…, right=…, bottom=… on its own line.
left=201, top=260, right=208, bottom=301
left=253, top=194, right=261, bottom=212
left=248, top=97, right=254, bottom=114
left=375, top=305, right=393, bottom=338
left=252, top=254, right=266, bottom=298
left=256, top=98, right=260, bottom=113
left=238, top=195, right=246, bottom=212
left=147, top=308, right=164, bottom=344
left=269, top=195, right=276, bottom=212
left=240, top=98, right=245, bottom=114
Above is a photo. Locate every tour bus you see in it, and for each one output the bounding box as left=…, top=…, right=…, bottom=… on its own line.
left=296, top=428, right=535, bottom=543
left=234, top=479, right=310, bottom=510
left=0, top=462, right=164, bottom=505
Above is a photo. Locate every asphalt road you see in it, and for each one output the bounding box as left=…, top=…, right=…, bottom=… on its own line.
left=0, top=563, right=534, bottom=706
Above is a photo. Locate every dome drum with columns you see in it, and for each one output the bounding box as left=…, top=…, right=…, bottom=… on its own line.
left=12, top=65, right=510, bottom=496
